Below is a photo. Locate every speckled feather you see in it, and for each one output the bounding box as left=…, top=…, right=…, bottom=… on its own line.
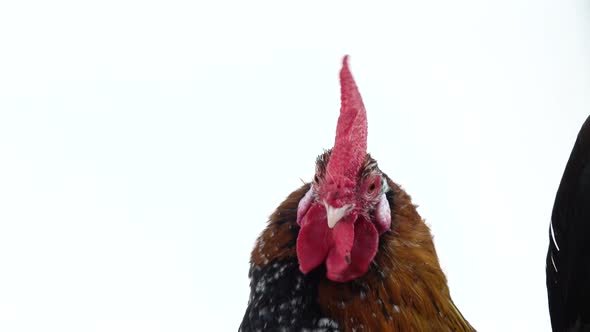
left=239, top=154, right=475, bottom=332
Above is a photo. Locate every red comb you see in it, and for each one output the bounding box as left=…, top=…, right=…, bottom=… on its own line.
left=326, top=55, right=368, bottom=179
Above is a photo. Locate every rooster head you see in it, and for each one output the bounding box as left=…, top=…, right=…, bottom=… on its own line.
left=296, top=56, right=391, bottom=282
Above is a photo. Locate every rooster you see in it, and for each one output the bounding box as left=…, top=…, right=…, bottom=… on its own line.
left=239, top=56, right=474, bottom=331
left=547, top=115, right=590, bottom=331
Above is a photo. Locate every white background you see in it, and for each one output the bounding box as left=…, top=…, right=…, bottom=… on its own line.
left=1, top=1, right=589, bottom=331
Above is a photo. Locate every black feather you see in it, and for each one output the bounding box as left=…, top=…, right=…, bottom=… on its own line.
left=547, top=115, right=590, bottom=331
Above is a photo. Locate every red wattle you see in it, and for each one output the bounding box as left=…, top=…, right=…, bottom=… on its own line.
left=326, top=216, right=378, bottom=282
left=296, top=204, right=331, bottom=274
left=325, top=215, right=355, bottom=277
left=348, top=217, right=379, bottom=278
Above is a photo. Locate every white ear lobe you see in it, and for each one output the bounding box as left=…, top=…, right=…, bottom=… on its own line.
left=375, top=193, right=391, bottom=234
left=296, top=188, right=314, bottom=226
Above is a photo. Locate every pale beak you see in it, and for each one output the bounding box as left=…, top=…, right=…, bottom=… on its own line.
left=324, top=202, right=354, bottom=229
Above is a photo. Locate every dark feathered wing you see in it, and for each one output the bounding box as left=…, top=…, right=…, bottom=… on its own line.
left=547, top=115, right=590, bottom=332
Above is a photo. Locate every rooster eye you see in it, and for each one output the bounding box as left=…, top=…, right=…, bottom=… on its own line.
left=368, top=183, right=376, bottom=192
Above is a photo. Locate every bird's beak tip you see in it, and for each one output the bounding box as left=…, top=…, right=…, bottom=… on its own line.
left=325, top=202, right=353, bottom=229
